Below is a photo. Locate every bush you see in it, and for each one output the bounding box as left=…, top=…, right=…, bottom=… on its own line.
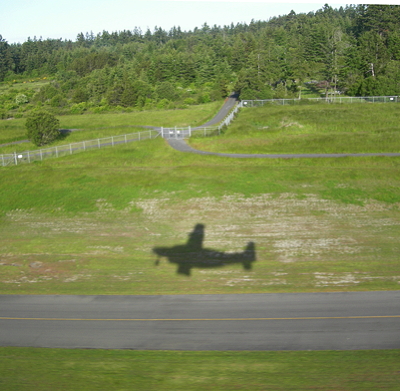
left=25, top=110, right=60, bottom=146
left=156, top=98, right=171, bottom=109
left=0, top=109, right=9, bottom=119
left=69, top=102, right=87, bottom=115
left=183, top=97, right=196, bottom=105
left=15, top=93, right=28, bottom=105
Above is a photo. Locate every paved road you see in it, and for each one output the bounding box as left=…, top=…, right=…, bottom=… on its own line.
left=1, top=292, right=399, bottom=350
left=167, top=139, right=400, bottom=158
left=195, top=92, right=239, bottom=128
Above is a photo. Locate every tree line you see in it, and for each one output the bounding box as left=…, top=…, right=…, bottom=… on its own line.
left=1, top=4, right=400, bottom=117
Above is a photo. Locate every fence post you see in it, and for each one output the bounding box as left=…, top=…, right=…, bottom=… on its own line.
left=1, top=154, right=4, bottom=166
left=56, top=146, right=58, bottom=158
left=83, top=141, right=86, bottom=151
left=112, top=136, right=114, bottom=146
left=28, top=151, right=30, bottom=163
left=125, top=134, right=127, bottom=143
left=14, top=152, right=17, bottom=166
left=40, top=149, right=43, bottom=161
left=98, top=139, right=101, bottom=148
left=189, top=126, right=191, bottom=137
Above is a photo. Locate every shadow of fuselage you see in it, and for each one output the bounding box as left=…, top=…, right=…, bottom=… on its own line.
left=152, top=224, right=256, bottom=276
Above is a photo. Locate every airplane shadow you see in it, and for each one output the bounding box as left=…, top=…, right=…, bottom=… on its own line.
left=152, top=224, right=256, bottom=276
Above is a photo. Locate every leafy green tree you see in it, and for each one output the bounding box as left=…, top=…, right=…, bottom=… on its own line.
left=25, top=110, right=60, bottom=146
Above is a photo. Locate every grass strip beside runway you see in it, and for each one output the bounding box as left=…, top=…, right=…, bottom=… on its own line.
left=0, top=348, right=399, bottom=390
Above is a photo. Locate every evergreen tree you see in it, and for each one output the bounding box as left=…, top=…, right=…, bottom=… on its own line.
left=0, top=35, right=12, bottom=81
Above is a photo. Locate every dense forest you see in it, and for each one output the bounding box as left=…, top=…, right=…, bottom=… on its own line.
left=1, top=4, right=400, bottom=118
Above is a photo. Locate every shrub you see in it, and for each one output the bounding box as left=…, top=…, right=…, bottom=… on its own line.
left=50, top=94, right=66, bottom=107
left=156, top=98, right=171, bottom=109
left=183, top=97, right=196, bottom=105
left=69, top=102, right=87, bottom=115
left=0, top=109, right=9, bottom=119
left=15, top=93, right=28, bottom=105
left=25, top=110, right=60, bottom=146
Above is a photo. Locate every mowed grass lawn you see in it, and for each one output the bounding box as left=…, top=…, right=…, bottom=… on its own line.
left=0, top=102, right=399, bottom=295
left=1, top=348, right=399, bottom=391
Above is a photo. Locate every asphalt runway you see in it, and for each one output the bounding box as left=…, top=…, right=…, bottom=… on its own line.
left=1, top=292, right=399, bottom=350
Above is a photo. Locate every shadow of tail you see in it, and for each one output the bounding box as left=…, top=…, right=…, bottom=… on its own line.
left=242, top=241, right=256, bottom=270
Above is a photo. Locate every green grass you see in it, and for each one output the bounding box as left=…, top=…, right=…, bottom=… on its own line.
left=1, top=102, right=399, bottom=389
left=0, top=100, right=222, bottom=151
left=190, top=103, right=400, bottom=154
left=0, top=138, right=399, bottom=295
left=0, top=78, right=51, bottom=92
left=0, top=102, right=399, bottom=295
left=0, top=348, right=399, bottom=390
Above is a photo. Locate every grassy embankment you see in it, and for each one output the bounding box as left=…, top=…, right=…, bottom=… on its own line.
left=1, top=348, right=399, bottom=391
left=0, top=101, right=399, bottom=295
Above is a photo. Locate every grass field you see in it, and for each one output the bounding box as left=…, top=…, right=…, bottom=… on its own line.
left=1, top=102, right=399, bottom=389
left=190, top=103, right=400, bottom=154
left=0, top=135, right=399, bottom=294
left=1, top=348, right=399, bottom=391
left=0, top=100, right=222, bottom=151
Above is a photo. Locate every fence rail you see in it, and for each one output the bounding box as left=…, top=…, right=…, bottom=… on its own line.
left=241, top=95, right=398, bottom=107
left=159, top=100, right=243, bottom=139
left=1, top=129, right=160, bottom=167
